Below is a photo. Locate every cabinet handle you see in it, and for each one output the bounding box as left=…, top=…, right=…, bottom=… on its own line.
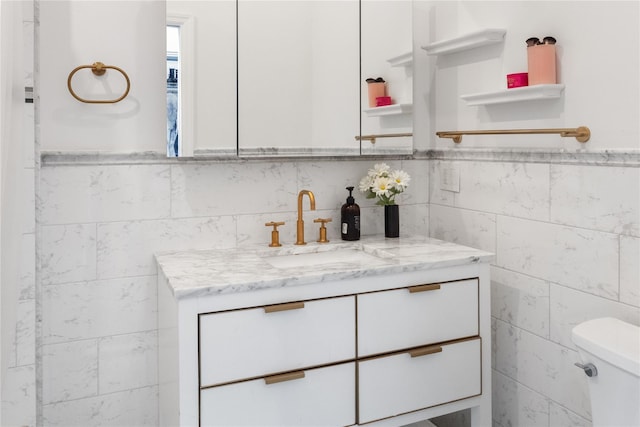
left=409, top=345, right=443, bottom=358
left=408, top=284, right=441, bottom=293
left=264, top=371, right=305, bottom=385
left=263, top=301, right=305, bottom=313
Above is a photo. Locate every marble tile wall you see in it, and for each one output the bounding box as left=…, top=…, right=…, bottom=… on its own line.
left=37, top=158, right=428, bottom=425
left=25, top=148, right=640, bottom=426
left=429, top=154, right=640, bottom=427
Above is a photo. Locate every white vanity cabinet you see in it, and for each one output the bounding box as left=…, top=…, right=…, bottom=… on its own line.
left=157, top=238, right=493, bottom=427
left=357, top=279, right=481, bottom=424
left=199, top=296, right=356, bottom=387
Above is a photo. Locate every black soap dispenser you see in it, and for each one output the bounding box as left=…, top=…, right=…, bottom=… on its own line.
left=341, top=186, right=360, bottom=241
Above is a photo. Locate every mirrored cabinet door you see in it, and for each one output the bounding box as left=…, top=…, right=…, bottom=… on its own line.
left=167, top=0, right=413, bottom=159
left=167, top=0, right=237, bottom=157
left=237, top=0, right=360, bottom=157
left=361, top=0, right=413, bottom=155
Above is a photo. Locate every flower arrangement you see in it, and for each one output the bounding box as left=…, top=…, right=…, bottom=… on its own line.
left=359, top=163, right=411, bottom=206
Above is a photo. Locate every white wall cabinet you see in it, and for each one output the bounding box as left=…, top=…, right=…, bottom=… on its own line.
left=159, top=263, right=491, bottom=427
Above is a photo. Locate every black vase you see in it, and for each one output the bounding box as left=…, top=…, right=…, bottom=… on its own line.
left=384, top=204, right=400, bottom=238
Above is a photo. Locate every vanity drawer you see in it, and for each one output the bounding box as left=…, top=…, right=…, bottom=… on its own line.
left=358, top=338, right=481, bottom=424
left=357, top=278, right=478, bottom=356
left=199, top=295, right=355, bottom=386
left=200, top=362, right=356, bottom=427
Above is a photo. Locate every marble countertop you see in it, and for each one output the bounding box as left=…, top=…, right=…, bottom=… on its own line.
left=155, top=235, right=494, bottom=300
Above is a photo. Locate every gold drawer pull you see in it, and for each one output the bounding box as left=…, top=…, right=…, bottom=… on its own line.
left=264, top=371, right=305, bottom=385
left=409, top=345, right=443, bottom=358
left=264, top=301, right=305, bottom=313
left=408, top=284, right=441, bottom=293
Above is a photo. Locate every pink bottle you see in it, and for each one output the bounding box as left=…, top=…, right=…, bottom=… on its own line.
left=527, top=42, right=557, bottom=85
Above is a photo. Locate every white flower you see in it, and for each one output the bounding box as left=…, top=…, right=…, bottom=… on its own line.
left=359, top=163, right=410, bottom=206
left=373, top=176, right=392, bottom=198
left=390, top=169, right=411, bottom=190
left=358, top=175, right=373, bottom=194
left=373, top=163, right=390, bottom=176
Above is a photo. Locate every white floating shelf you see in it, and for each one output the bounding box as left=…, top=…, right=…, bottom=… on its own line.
left=422, top=28, right=506, bottom=56
left=387, top=52, right=412, bottom=67
left=461, top=84, right=565, bottom=106
left=363, top=103, right=412, bottom=117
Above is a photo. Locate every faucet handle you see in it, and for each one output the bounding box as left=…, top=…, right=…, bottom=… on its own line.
left=313, top=218, right=332, bottom=243
left=265, top=221, right=285, bottom=247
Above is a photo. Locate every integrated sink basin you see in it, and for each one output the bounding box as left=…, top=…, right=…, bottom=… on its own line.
left=263, top=247, right=383, bottom=269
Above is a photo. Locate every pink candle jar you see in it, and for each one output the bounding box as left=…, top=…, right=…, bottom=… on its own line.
left=507, top=72, right=528, bottom=88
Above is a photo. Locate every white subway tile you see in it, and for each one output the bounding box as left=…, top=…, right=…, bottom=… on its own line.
left=98, top=331, right=158, bottom=394
left=549, top=401, right=591, bottom=427
left=400, top=160, right=429, bottom=205
left=494, top=320, right=591, bottom=419
left=171, top=162, right=298, bottom=217
left=497, top=216, right=619, bottom=299
left=42, top=340, right=98, bottom=404
left=492, top=370, right=549, bottom=427
left=298, top=160, right=380, bottom=209
left=16, top=299, right=35, bottom=366
left=456, top=161, right=550, bottom=221
left=551, top=164, right=639, bottom=236
left=491, top=266, right=550, bottom=339
left=42, top=276, right=158, bottom=345
left=97, top=217, right=236, bottom=279
left=620, top=235, right=640, bottom=307
left=1, top=365, right=36, bottom=427
left=550, top=283, right=640, bottom=349
left=41, top=223, right=96, bottom=285
left=42, top=386, right=158, bottom=427
left=430, top=204, right=496, bottom=253
left=429, top=161, right=455, bottom=206
left=39, top=164, right=171, bottom=225
left=400, top=203, right=429, bottom=236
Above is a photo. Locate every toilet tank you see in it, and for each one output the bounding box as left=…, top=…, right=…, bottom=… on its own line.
left=572, top=317, right=640, bottom=427
left=572, top=317, right=640, bottom=377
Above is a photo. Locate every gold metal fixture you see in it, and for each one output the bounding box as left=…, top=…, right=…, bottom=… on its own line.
left=409, top=345, right=443, bottom=358
left=265, top=221, right=285, bottom=247
left=295, top=190, right=316, bottom=245
left=67, top=62, right=131, bottom=104
left=436, top=126, right=591, bottom=143
left=408, top=283, right=441, bottom=293
left=314, top=218, right=332, bottom=243
left=264, top=371, right=305, bottom=385
left=355, top=132, right=413, bottom=144
left=264, top=301, right=305, bottom=313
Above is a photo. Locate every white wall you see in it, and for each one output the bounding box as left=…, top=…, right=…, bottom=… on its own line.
left=426, top=1, right=640, bottom=150
left=39, top=1, right=165, bottom=153
left=1, top=2, right=36, bottom=426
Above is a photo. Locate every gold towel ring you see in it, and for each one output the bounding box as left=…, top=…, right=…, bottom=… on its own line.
left=67, top=62, right=131, bottom=104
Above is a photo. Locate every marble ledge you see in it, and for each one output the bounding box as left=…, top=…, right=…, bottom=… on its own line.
left=428, top=148, right=640, bottom=167
left=155, top=236, right=494, bottom=300
left=39, top=149, right=639, bottom=167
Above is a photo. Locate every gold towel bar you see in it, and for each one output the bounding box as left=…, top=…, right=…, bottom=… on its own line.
left=67, top=62, right=131, bottom=104
left=355, top=132, right=413, bottom=144
left=436, top=126, right=590, bottom=143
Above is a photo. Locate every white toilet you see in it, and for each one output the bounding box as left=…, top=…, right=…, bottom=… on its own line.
left=571, top=317, right=640, bottom=427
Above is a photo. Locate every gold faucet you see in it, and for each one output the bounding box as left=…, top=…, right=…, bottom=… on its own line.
left=295, top=190, right=316, bottom=245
